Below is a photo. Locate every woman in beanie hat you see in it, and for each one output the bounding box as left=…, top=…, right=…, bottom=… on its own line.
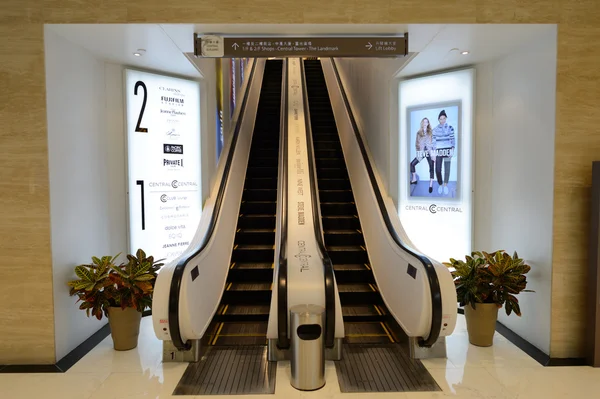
left=432, top=110, right=455, bottom=195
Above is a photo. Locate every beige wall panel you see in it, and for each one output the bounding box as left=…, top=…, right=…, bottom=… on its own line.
left=0, top=0, right=598, bottom=363
left=126, top=1, right=304, bottom=23
left=475, top=0, right=560, bottom=23
left=551, top=22, right=600, bottom=357
left=42, top=0, right=128, bottom=23
left=389, top=0, right=477, bottom=23
left=0, top=21, right=54, bottom=364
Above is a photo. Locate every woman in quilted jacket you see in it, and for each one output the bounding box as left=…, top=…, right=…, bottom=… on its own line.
left=410, top=117, right=436, bottom=193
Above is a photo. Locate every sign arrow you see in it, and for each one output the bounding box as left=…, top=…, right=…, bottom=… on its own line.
left=365, top=42, right=373, bottom=50
left=232, top=43, right=239, bottom=50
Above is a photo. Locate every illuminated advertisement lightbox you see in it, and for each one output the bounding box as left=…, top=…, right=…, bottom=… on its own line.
left=124, top=69, right=202, bottom=263
left=398, top=69, right=474, bottom=263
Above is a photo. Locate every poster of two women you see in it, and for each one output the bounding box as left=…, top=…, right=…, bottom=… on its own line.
left=407, top=101, right=461, bottom=199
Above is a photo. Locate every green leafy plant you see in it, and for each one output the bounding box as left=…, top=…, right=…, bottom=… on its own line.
left=67, top=254, right=120, bottom=320
left=68, top=249, right=164, bottom=320
left=107, top=249, right=164, bottom=312
left=444, top=250, right=534, bottom=316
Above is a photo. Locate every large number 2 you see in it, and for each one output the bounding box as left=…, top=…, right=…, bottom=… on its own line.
left=134, top=81, right=148, bottom=133
left=136, top=180, right=146, bottom=230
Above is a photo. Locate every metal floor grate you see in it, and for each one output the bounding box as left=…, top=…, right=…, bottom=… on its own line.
left=335, top=343, right=441, bottom=393
left=173, top=345, right=276, bottom=396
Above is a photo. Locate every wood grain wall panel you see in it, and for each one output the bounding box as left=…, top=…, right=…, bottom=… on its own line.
left=126, top=1, right=304, bottom=23
left=475, top=0, right=560, bottom=23
left=0, top=18, right=53, bottom=363
left=552, top=21, right=600, bottom=357
left=0, top=0, right=42, bottom=24
left=42, top=0, right=128, bottom=23
left=0, top=0, right=597, bottom=363
left=559, top=0, right=600, bottom=24
left=388, top=0, right=477, bottom=23
left=302, top=0, right=392, bottom=24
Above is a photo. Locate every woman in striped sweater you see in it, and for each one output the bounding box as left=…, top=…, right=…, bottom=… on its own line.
left=410, top=117, right=436, bottom=193
left=432, top=110, right=456, bottom=195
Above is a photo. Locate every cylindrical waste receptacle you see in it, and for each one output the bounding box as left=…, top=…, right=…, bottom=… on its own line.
left=290, top=304, right=325, bottom=391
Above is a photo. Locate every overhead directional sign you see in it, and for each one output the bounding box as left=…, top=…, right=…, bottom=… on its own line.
left=193, top=34, right=408, bottom=58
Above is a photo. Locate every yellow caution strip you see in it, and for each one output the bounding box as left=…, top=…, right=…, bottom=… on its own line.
left=226, top=282, right=233, bottom=291
left=221, top=305, right=229, bottom=315
left=380, top=322, right=395, bottom=343
left=230, top=262, right=236, bottom=269
left=211, top=323, right=224, bottom=345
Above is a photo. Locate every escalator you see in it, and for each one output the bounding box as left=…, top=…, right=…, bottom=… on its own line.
left=203, top=60, right=283, bottom=346
left=303, top=60, right=399, bottom=345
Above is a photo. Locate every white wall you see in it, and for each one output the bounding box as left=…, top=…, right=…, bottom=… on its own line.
left=335, top=32, right=557, bottom=354
left=474, top=30, right=557, bottom=354
left=45, top=28, right=122, bottom=360
left=333, top=57, right=411, bottom=203
left=45, top=28, right=219, bottom=360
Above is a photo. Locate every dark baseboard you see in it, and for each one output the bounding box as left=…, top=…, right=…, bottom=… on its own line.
left=457, top=307, right=586, bottom=367
left=0, top=311, right=152, bottom=373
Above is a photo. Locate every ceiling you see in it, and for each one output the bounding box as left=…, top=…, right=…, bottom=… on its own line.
left=46, top=23, right=556, bottom=79
left=46, top=24, right=201, bottom=78
left=398, top=24, right=556, bottom=77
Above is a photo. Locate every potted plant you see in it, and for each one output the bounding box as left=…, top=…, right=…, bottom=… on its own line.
left=68, top=249, right=163, bottom=350
left=444, top=250, right=533, bottom=347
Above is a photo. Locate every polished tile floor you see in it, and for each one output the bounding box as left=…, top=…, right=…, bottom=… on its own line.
left=1, top=315, right=599, bottom=398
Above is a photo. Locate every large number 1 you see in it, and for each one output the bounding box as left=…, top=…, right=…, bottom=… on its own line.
left=136, top=180, right=146, bottom=230
left=134, top=81, right=148, bottom=133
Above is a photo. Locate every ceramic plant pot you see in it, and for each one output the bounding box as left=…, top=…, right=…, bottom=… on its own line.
left=464, top=303, right=499, bottom=347
left=108, top=307, right=142, bottom=351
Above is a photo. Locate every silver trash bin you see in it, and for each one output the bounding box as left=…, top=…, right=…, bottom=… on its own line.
left=290, top=304, right=326, bottom=391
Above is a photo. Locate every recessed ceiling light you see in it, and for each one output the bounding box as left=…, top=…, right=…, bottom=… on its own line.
left=461, top=50, right=470, bottom=55
left=134, top=49, right=146, bottom=57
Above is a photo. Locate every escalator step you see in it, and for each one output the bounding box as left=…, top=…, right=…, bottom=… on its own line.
left=317, top=178, right=351, bottom=190
left=228, top=282, right=271, bottom=291
left=208, top=322, right=269, bottom=346
left=324, top=230, right=364, bottom=246
left=214, top=304, right=270, bottom=322
left=313, top=133, right=340, bottom=142
left=244, top=177, right=278, bottom=189
left=239, top=201, right=276, bottom=215
left=327, top=246, right=370, bottom=265
left=316, top=168, right=348, bottom=179
left=246, top=166, right=278, bottom=178
left=235, top=229, right=275, bottom=245
left=337, top=283, right=377, bottom=293
left=231, top=245, right=274, bottom=263
left=343, top=305, right=387, bottom=317
left=313, top=141, right=342, bottom=151
left=231, top=262, right=273, bottom=270
left=238, top=214, right=276, bottom=229
left=322, top=215, right=361, bottom=230
left=315, top=158, right=347, bottom=169
left=243, top=189, right=277, bottom=202
left=319, top=190, right=354, bottom=202
left=321, top=202, right=358, bottom=217
left=343, top=322, right=395, bottom=344
left=333, top=264, right=370, bottom=271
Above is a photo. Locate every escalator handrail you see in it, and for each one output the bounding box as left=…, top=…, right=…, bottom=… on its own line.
left=168, top=61, right=258, bottom=350
left=300, top=60, right=336, bottom=349
left=276, top=60, right=290, bottom=349
left=328, top=59, right=443, bottom=348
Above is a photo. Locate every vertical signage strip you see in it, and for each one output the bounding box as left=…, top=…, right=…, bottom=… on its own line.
left=124, top=69, right=202, bottom=263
